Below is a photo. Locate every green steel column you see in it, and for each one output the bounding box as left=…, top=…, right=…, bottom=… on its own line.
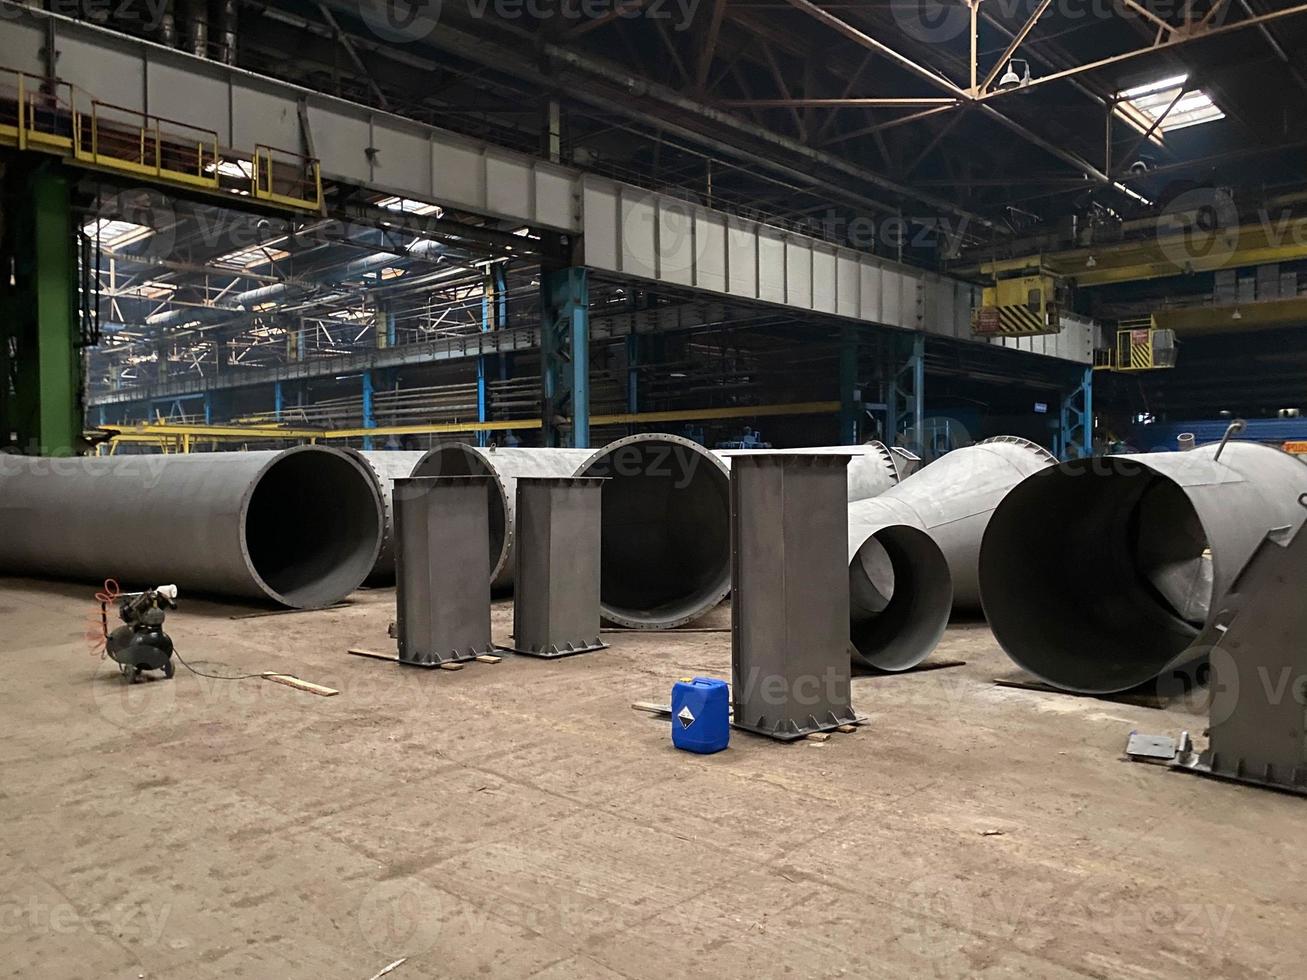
left=1, top=167, right=81, bottom=455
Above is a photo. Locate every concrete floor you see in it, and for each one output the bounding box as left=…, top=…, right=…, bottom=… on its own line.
left=2, top=577, right=1305, bottom=979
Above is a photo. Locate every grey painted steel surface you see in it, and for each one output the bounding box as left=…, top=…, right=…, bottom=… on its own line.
left=730, top=454, right=858, bottom=740
left=843, top=436, right=1055, bottom=670
left=577, top=433, right=732, bottom=630
left=1182, top=512, right=1307, bottom=792
left=413, top=445, right=591, bottom=589
left=509, top=477, right=607, bottom=658
left=717, top=442, right=918, bottom=503
left=0, top=447, right=383, bottom=607
left=980, top=442, right=1307, bottom=694
left=348, top=450, right=426, bottom=580
left=392, top=476, right=494, bottom=666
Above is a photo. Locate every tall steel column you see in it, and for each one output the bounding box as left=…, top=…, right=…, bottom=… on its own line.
left=838, top=325, right=861, bottom=444
left=540, top=267, right=590, bottom=448
left=0, top=166, right=81, bottom=454
left=1057, top=366, right=1094, bottom=460
left=477, top=268, right=492, bottom=447
left=885, top=333, right=925, bottom=448
left=361, top=370, right=376, bottom=450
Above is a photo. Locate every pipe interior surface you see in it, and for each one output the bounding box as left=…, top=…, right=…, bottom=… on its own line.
left=849, top=524, right=953, bottom=671
left=579, top=436, right=731, bottom=628
left=244, top=449, right=385, bottom=607
left=980, top=459, right=1211, bottom=693
left=412, top=446, right=510, bottom=584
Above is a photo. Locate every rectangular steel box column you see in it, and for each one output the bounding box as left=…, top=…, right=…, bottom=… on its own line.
left=731, top=454, right=857, bottom=740
left=509, top=477, right=607, bottom=658
left=393, top=476, right=494, bottom=666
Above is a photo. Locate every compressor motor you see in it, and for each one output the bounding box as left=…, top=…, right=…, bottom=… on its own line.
left=103, top=585, right=179, bottom=683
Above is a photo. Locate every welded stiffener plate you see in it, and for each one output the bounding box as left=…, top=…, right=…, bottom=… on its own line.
left=506, top=476, right=608, bottom=659
left=730, top=454, right=861, bottom=741
left=1125, top=509, right=1307, bottom=796
left=393, top=476, right=495, bottom=667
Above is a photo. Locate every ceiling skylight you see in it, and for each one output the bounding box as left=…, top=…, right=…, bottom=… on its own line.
left=377, top=195, right=443, bottom=217
left=214, top=241, right=290, bottom=270
left=1116, top=75, right=1224, bottom=140
left=84, top=218, right=154, bottom=251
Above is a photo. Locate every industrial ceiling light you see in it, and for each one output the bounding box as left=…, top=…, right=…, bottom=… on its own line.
left=1085, top=255, right=1097, bottom=268
left=1232, top=307, right=1243, bottom=320
left=997, top=59, right=1031, bottom=91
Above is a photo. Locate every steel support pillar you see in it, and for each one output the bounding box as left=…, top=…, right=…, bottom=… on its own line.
left=0, top=166, right=81, bottom=454
left=540, top=267, right=590, bottom=449
left=203, top=393, right=213, bottom=424
left=626, top=333, right=640, bottom=436
left=274, top=381, right=284, bottom=420
left=477, top=269, right=492, bottom=447
left=838, top=325, right=861, bottom=444
left=1057, top=366, right=1093, bottom=460
left=885, top=333, right=925, bottom=450
left=361, top=370, right=376, bottom=450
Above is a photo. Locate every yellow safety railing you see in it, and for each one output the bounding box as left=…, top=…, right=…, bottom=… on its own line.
left=0, top=67, right=75, bottom=153
left=0, top=64, right=323, bottom=214
left=253, top=144, right=324, bottom=213
left=73, top=98, right=221, bottom=191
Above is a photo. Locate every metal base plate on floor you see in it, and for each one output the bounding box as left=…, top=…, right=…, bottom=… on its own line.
left=397, top=643, right=496, bottom=668
left=1125, top=730, right=1307, bottom=798
left=500, top=639, right=609, bottom=659
left=732, top=713, right=868, bottom=743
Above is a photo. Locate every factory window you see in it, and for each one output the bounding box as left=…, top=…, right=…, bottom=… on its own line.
left=376, top=195, right=443, bottom=217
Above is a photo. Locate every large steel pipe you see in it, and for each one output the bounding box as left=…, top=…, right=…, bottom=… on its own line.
left=844, top=436, right=1056, bottom=670
left=350, top=450, right=426, bottom=579
left=980, top=442, right=1307, bottom=694
left=718, top=442, right=918, bottom=502
left=412, top=445, right=591, bottom=589
left=0, top=447, right=384, bottom=607
left=577, top=434, right=731, bottom=629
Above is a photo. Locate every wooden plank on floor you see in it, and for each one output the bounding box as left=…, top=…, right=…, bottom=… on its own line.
left=261, top=673, right=339, bottom=697
left=347, top=647, right=399, bottom=662
left=632, top=701, right=672, bottom=716
left=475, top=654, right=502, bottom=664
left=439, top=662, right=464, bottom=671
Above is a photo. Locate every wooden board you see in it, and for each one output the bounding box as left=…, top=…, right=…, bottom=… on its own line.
left=261, top=673, right=339, bottom=697
left=347, top=647, right=399, bottom=662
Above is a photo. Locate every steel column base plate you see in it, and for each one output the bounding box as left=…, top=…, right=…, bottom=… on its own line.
left=1126, top=731, right=1307, bottom=798
left=733, top=712, right=866, bottom=743
left=499, top=639, right=609, bottom=659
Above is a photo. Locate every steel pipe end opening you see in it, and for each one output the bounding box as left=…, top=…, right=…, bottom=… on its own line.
left=849, top=524, right=953, bottom=671
left=412, top=445, right=512, bottom=585
left=241, top=447, right=385, bottom=608
left=578, top=433, right=731, bottom=629
left=980, top=457, right=1212, bottom=694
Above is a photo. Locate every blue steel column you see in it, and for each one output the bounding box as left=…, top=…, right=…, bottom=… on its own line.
left=362, top=370, right=376, bottom=450
left=203, top=393, right=212, bottom=425
left=477, top=269, right=491, bottom=448
left=540, top=267, right=590, bottom=449
left=274, top=382, right=284, bottom=420
left=1058, top=366, right=1094, bottom=460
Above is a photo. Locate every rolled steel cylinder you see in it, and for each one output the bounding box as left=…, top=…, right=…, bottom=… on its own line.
left=980, top=442, right=1307, bottom=694
left=0, top=447, right=384, bottom=608
left=718, top=442, right=917, bottom=503
left=349, top=450, right=426, bottom=580
left=843, top=436, right=1055, bottom=670
left=412, top=445, right=592, bottom=589
left=577, top=434, right=731, bottom=629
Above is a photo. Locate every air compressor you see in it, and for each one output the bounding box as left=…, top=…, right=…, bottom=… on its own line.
left=102, top=585, right=179, bottom=683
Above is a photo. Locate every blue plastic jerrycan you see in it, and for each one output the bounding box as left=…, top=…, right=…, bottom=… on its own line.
left=671, top=677, right=730, bottom=754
